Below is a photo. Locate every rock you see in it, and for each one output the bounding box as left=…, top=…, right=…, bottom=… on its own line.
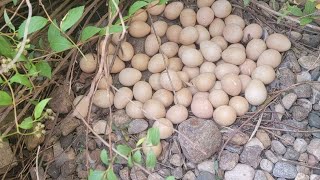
left=309, top=111, right=320, bottom=128
left=178, top=118, right=221, bottom=163
left=298, top=56, right=320, bottom=70
left=274, top=104, right=285, bottom=120
left=25, top=134, right=45, bottom=151
left=311, top=88, right=320, bottom=104
left=198, top=161, right=215, bottom=174
left=61, top=161, right=76, bottom=177
left=240, top=145, right=263, bottom=168
left=183, top=171, right=196, bottom=180
left=119, top=167, right=130, bottom=180
left=310, top=174, right=320, bottom=180
left=60, top=116, right=80, bottom=136
left=158, top=168, right=171, bottom=178
left=280, top=50, right=301, bottom=73
left=60, top=134, right=73, bottom=149
left=264, top=171, right=275, bottom=180
left=299, top=153, right=309, bottom=163
left=53, top=142, right=76, bottom=167
left=128, top=119, right=148, bottom=134
left=223, top=131, right=249, bottom=146
left=294, top=138, right=308, bottom=153
left=271, top=140, right=286, bottom=155
left=0, top=141, right=17, bottom=175
left=196, top=171, right=215, bottom=180
left=265, top=150, right=279, bottom=163
left=172, top=167, right=183, bottom=179
left=282, top=93, right=297, bottom=110
left=279, top=120, right=308, bottom=137
left=297, top=71, right=312, bottom=82
left=92, top=120, right=111, bottom=135
left=281, top=134, right=295, bottom=146
left=110, top=109, right=132, bottom=128
left=254, top=170, right=267, bottom=180
left=278, top=68, right=296, bottom=89
left=130, top=167, right=147, bottom=180
left=256, top=130, right=271, bottom=148
left=301, top=34, right=320, bottom=48
left=308, top=154, right=319, bottom=166
left=294, top=84, right=312, bottom=98
left=219, top=150, right=239, bottom=170
left=170, top=154, right=183, bottom=167
left=296, top=165, right=310, bottom=175
left=284, top=146, right=300, bottom=160
left=290, top=31, right=302, bottom=40
left=225, top=163, right=255, bottom=180
left=307, top=139, right=320, bottom=160
left=49, top=84, right=75, bottom=114
left=272, top=162, right=298, bottom=179
left=30, top=167, right=45, bottom=180
left=225, top=144, right=243, bottom=154
left=47, top=163, right=61, bottom=179
left=260, top=159, right=274, bottom=173
left=292, top=105, right=310, bottom=121
left=148, top=173, right=164, bottom=180
left=245, top=138, right=264, bottom=149
left=295, top=173, right=309, bottom=180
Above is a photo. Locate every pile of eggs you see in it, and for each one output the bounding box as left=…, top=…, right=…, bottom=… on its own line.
left=76, top=0, right=291, bottom=146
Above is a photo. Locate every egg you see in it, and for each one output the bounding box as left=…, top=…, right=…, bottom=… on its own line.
left=192, top=73, right=216, bottom=92
left=126, top=101, right=145, bottom=118
left=239, top=59, right=257, bottom=76
left=222, top=47, right=246, bottom=65
left=195, top=25, right=211, bottom=44
left=246, top=39, right=267, bottom=60
left=251, top=65, right=276, bottom=84
left=266, top=33, right=291, bottom=52
left=118, top=42, right=134, bottom=61
left=242, top=23, right=263, bottom=42
left=229, top=96, right=249, bottom=116
left=73, top=95, right=90, bottom=119
left=215, top=63, right=240, bottom=80
left=93, top=89, right=114, bottom=108
left=160, top=42, right=179, bottom=58
left=212, top=81, right=222, bottom=90
left=164, top=1, right=184, bottom=20
left=245, top=79, right=267, bottom=106
left=109, top=55, right=125, bottom=73
left=211, top=0, right=232, bottom=18
left=119, top=68, right=142, bottom=86
left=142, top=139, right=162, bottom=157
left=200, top=41, right=222, bottom=62
left=223, top=24, right=244, bottom=43
left=147, top=0, right=166, bottom=15
left=178, top=45, right=196, bottom=57
left=152, top=89, right=174, bottom=107
left=151, top=21, right=168, bottom=37
left=148, top=54, right=169, bottom=73
left=211, top=36, right=228, bottom=50
left=80, top=53, right=97, bottom=73
left=131, top=9, right=148, bottom=22
left=177, top=71, right=190, bottom=84
left=168, top=57, right=184, bottom=71
left=200, top=61, right=216, bottom=73
left=152, top=118, right=174, bottom=139
left=131, top=54, right=150, bottom=71
left=114, top=87, right=133, bottom=109
left=213, top=105, right=237, bottom=126
left=174, top=88, right=193, bottom=107
left=257, top=49, right=282, bottom=68
left=149, top=73, right=162, bottom=90
left=197, top=7, right=215, bottom=27
left=160, top=70, right=183, bottom=91
left=97, top=75, right=113, bottom=90
left=145, top=34, right=161, bottom=56
left=191, top=92, right=213, bottom=119
left=221, top=74, right=242, bottom=96
left=143, top=99, right=166, bottom=120
left=228, top=43, right=245, bottom=51
left=179, top=26, right=199, bottom=45
left=224, top=15, right=246, bottom=29
left=133, top=81, right=153, bottom=103
left=209, top=89, right=229, bottom=108
left=128, top=21, right=151, bottom=38
left=180, top=8, right=197, bottom=27
left=209, top=18, right=225, bottom=37
left=180, top=48, right=204, bottom=67
left=166, top=104, right=188, bottom=124
left=166, top=25, right=182, bottom=43
left=197, top=0, right=215, bottom=7
left=239, top=74, right=252, bottom=93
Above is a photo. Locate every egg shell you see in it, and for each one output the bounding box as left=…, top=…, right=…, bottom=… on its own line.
left=114, top=87, right=133, bottom=109
left=222, top=47, right=246, bottom=65
left=160, top=70, right=183, bottom=91
left=133, top=81, right=153, bottom=103
left=160, top=42, right=179, bottom=58
left=221, top=74, right=242, bottom=96
left=246, top=39, right=267, bottom=60
left=209, top=18, right=225, bottom=37
left=191, top=92, right=213, bottom=118
left=197, top=7, right=215, bottom=27
left=239, top=59, right=257, bottom=76
left=177, top=71, right=190, bottom=85
left=145, top=34, right=161, bottom=56
left=168, top=57, right=183, bottom=71
left=200, top=61, right=216, bottom=73
left=166, top=104, right=188, bottom=124
left=211, top=36, right=228, bottom=50
left=192, top=73, right=216, bottom=92
left=149, top=73, right=162, bottom=90
left=266, top=33, right=291, bottom=52
left=245, top=79, right=267, bottom=106
left=224, top=15, right=245, bottom=29
left=200, top=41, right=222, bottom=62
left=118, top=42, right=134, bottom=61
left=180, top=8, right=197, bottom=27
left=211, top=0, right=232, bottom=18
left=147, top=0, right=166, bottom=15
left=180, top=48, right=204, bottom=67
left=148, top=54, right=169, bottom=73
left=257, top=49, right=282, bottom=68
left=166, top=25, right=182, bottom=43
left=229, top=96, right=249, bottom=116
left=80, top=53, right=97, bottom=73
left=251, top=65, right=276, bottom=84
left=93, top=89, right=114, bottom=108
left=119, top=68, right=142, bottom=86
left=179, top=26, right=199, bottom=45
left=174, top=88, right=193, bottom=107
left=152, top=89, right=174, bottom=107
left=213, top=105, right=237, bottom=126
left=164, top=1, right=184, bottom=20
left=223, top=24, right=244, bottom=43
left=131, top=9, right=148, bottom=22
left=152, top=118, right=174, bottom=139
left=143, top=99, right=166, bottom=120
left=129, top=21, right=151, bottom=38
left=242, top=23, right=263, bottom=42
left=195, top=25, right=211, bottom=44
left=215, top=63, right=240, bottom=80
left=209, top=89, right=229, bottom=108
left=151, top=21, right=168, bottom=37
left=178, top=45, right=196, bottom=58
left=131, top=54, right=150, bottom=71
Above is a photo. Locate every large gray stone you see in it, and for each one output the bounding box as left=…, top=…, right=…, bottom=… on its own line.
left=225, top=163, right=255, bottom=180
left=298, top=55, right=320, bottom=70
left=307, top=139, right=320, bottom=160
left=272, top=162, right=298, bottom=179
left=240, top=145, right=262, bottom=168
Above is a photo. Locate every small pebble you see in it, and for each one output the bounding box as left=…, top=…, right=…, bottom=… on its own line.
left=170, top=154, right=183, bottom=167
left=273, top=162, right=298, bottom=179
left=265, top=150, right=279, bottom=163
left=271, top=140, right=286, bottom=155
left=284, top=146, right=300, bottom=160
left=225, top=163, right=255, bottom=180
left=295, top=173, right=309, bottom=180
left=296, top=71, right=311, bottom=82
left=197, top=161, right=215, bottom=174
left=183, top=171, right=196, bottom=180
left=254, top=170, right=267, bottom=180
left=260, top=159, right=274, bottom=173
left=293, top=138, right=308, bottom=153
left=256, top=130, right=271, bottom=148
left=282, top=93, right=297, bottom=110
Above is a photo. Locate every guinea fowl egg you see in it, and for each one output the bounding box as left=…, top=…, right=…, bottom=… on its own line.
left=133, top=81, right=153, bottom=103
left=257, top=49, right=282, bottom=68
left=229, top=96, right=249, bottom=116
left=197, top=0, right=215, bottom=7
left=160, top=42, right=179, bottom=58
left=152, top=118, right=174, bottom=139
left=131, top=9, right=148, bottom=22
left=143, top=99, right=166, bottom=120
left=209, top=89, right=229, bottom=108
left=213, top=105, right=237, bottom=126
left=245, top=79, right=267, bottom=106
left=168, top=57, right=184, bottom=71
left=182, top=66, right=200, bottom=79
left=145, top=34, right=161, bottom=56
left=126, top=101, right=144, bottom=119
left=73, top=95, right=90, bottom=119
left=180, top=48, right=204, bottom=67
left=128, top=21, right=151, bottom=38
left=149, top=73, right=162, bottom=91
left=266, top=33, right=291, bottom=52
left=180, top=8, right=197, bottom=27
left=109, top=55, right=125, bottom=73
left=114, top=87, right=133, bottom=109
left=131, top=54, right=150, bottom=71
left=177, top=71, right=190, bottom=85
left=221, top=74, right=242, bottom=96
left=246, top=39, right=267, bottom=61
left=97, top=75, right=113, bottom=90
left=166, top=104, right=188, bottom=124
left=215, top=63, right=240, bottom=80
left=239, top=74, right=252, bottom=93
left=200, top=41, right=222, bottom=62
left=119, top=68, right=142, bottom=86
left=166, top=25, right=182, bottom=43
left=147, top=0, right=166, bottom=15
left=80, top=53, right=97, bottom=73
left=200, top=61, right=216, bottom=73
left=211, top=36, right=228, bottom=50
left=151, top=21, right=168, bottom=37
left=223, top=24, right=243, bottom=43
left=160, top=70, right=183, bottom=91
left=195, top=25, right=211, bottom=44
left=239, top=59, right=257, bottom=76
left=152, top=89, right=174, bottom=107
left=118, top=42, right=134, bottom=61
left=93, top=89, right=114, bottom=108
left=164, top=1, right=184, bottom=20
left=179, top=26, right=199, bottom=45
left=174, top=88, right=193, bottom=107
left=242, top=23, right=263, bottom=42
left=192, top=73, right=216, bottom=92
left=196, top=7, right=215, bottom=27
left=222, top=47, right=246, bottom=65
left=251, top=65, right=276, bottom=84
left=148, top=54, right=169, bottom=73
left=224, top=15, right=246, bottom=29
left=209, top=18, right=225, bottom=37
left=191, top=92, right=213, bottom=119
left=211, top=0, right=232, bottom=18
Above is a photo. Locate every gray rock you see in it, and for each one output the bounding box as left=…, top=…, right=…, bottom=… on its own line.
left=240, top=145, right=263, bottom=168
left=47, top=163, right=60, bottom=179
left=299, top=153, right=309, bottom=163
left=301, top=34, right=320, bottom=48
left=311, top=88, right=320, bottom=104
left=282, top=93, right=298, bottom=110
left=296, top=165, right=310, bottom=175
left=271, top=140, right=286, bottom=155
left=183, top=171, right=196, bottom=180
left=278, top=120, right=308, bottom=138
left=308, top=111, right=320, bottom=128
left=294, top=138, right=308, bottom=153
left=297, top=71, right=312, bottom=82
left=130, top=167, right=147, bottom=180
left=224, top=144, right=243, bottom=154
left=30, top=167, right=45, bottom=180
left=307, top=139, right=320, bottom=160
left=284, top=146, right=300, bottom=160
left=92, top=120, right=111, bottom=135
left=294, top=84, right=312, bottom=98
left=148, top=173, right=164, bottom=180
left=196, top=171, right=215, bottom=180
left=265, top=150, right=279, bottom=163
left=278, top=68, right=296, bottom=89
left=289, top=31, right=302, bottom=41
left=119, top=167, right=130, bottom=180
left=60, top=117, right=80, bottom=136
left=295, top=173, right=309, bottom=180
left=273, top=162, right=298, bottom=179
left=0, top=141, right=17, bottom=175
left=310, top=127, right=320, bottom=138
left=219, top=150, right=239, bottom=170
left=128, top=119, right=148, bottom=134
left=178, top=118, right=221, bottom=163
left=254, top=170, right=267, bottom=180
left=245, top=138, right=264, bottom=149
left=292, top=105, right=311, bottom=121
left=311, top=67, right=320, bottom=80
left=197, top=161, right=215, bottom=174
left=172, top=167, right=183, bottom=179
left=310, top=174, right=320, bottom=180
left=280, top=50, right=301, bottom=73
left=111, top=109, right=132, bottom=128
left=256, top=130, right=271, bottom=148
left=281, top=134, right=295, bottom=146
left=260, top=159, right=274, bottom=173
left=225, top=163, right=255, bottom=180
left=53, top=142, right=76, bottom=167
left=298, top=55, right=320, bottom=70
left=170, top=154, right=183, bottom=167
left=61, top=161, right=76, bottom=177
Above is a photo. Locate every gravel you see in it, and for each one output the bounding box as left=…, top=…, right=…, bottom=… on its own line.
left=272, top=162, right=298, bottom=179
left=183, top=171, right=196, bottom=180
left=294, top=138, right=308, bottom=153
left=307, top=139, right=320, bottom=160
left=196, top=171, right=215, bottom=180
left=92, top=120, right=111, bottom=135
left=308, top=111, right=320, bottom=128
left=256, top=130, right=271, bottom=148
left=271, top=140, right=286, bottom=155
left=254, top=170, right=267, bottom=180
left=219, top=150, right=239, bottom=170
left=284, top=146, right=300, bottom=160
left=282, top=93, right=297, bottom=110
left=170, top=154, right=184, bottom=167
left=265, top=150, right=279, bottom=164
left=259, top=159, right=274, bottom=173
left=197, top=160, right=215, bottom=174
left=298, top=55, right=320, bottom=70
left=278, top=68, right=296, bottom=89
left=224, top=163, right=255, bottom=180
left=128, top=119, right=148, bottom=134
left=240, top=145, right=263, bottom=168
left=296, top=71, right=312, bottom=82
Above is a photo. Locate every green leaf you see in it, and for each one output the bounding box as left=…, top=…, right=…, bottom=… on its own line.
left=128, top=155, right=133, bottom=167
left=288, top=5, right=303, bottom=16
left=12, top=0, right=18, bottom=5
left=0, top=35, right=26, bottom=61
left=243, top=0, right=251, bottom=6
left=166, top=176, right=175, bottom=180
left=60, top=6, right=85, bottom=32
left=81, top=26, right=101, bottom=42
left=25, top=63, right=38, bottom=76
left=18, top=16, right=48, bottom=39
left=19, top=117, right=33, bottom=129
left=109, top=0, right=120, bottom=16
left=159, top=0, right=169, bottom=5
left=4, top=9, right=15, bottom=31
left=10, top=73, right=32, bottom=88
left=106, top=169, right=117, bottom=180
left=146, top=150, right=157, bottom=168
left=0, top=77, right=3, bottom=83
left=300, top=17, right=313, bottom=25
left=100, top=149, right=109, bottom=165
left=128, top=1, right=148, bottom=16
left=116, top=145, right=132, bottom=156
left=35, top=61, right=52, bottom=79
left=34, top=98, right=51, bottom=119
left=133, top=150, right=142, bottom=164
left=0, top=91, right=12, bottom=106
left=136, top=137, right=145, bottom=147
left=48, top=21, right=73, bottom=52
left=303, top=0, right=316, bottom=15
left=147, top=127, right=160, bottom=146
left=88, top=169, right=105, bottom=180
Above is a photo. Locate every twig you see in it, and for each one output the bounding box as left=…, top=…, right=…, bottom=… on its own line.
left=36, top=146, right=40, bottom=180
left=248, top=111, right=264, bottom=141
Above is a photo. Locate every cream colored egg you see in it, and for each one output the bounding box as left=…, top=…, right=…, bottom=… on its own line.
left=212, top=81, right=222, bottom=90
left=182, top=66, right=200, bottom=79
left=251, top=65, right=275, bottom=84
left=166, top=104, right=188, bottom=124
left=224, top=15, right=246, bottom=29
left=211, top=36, right=228, bottom=50
left=160, top=70, right=183, bottom=91
left=239, top=59, right=257, bottom=76
left=266, top=33, right=291, bottom=52
left=149, top=73, right=162, bottom=90
left=191, top=92, right=213, bottom=119
left=80, top=53, right=97, bottom=73
left=143, top=99, right=166, bottom=120
left=111, top=32, right=121, bottom=44
left=245, top=79, right=267, bottom=106
left=133, top=81, right=153, bottom=103
left=110, top=56, right=125, bottom=73
left=147, top=0, right=166, bottom=15
left=177, top=71, right=190, bottom=84
left=73, top=95, right=90, bottom=119
left=99, top=42, right=115, bottom=55
left=97, top=75, right=113, bottom=90
left=221, top=74, right=242, bottom=96
left=180, top=8, right=197, bottom=27
left=93, top=89, right=114, bottom=108
left=142, top=139, right=162, bottom=157
left=179, top=26, right=199, bottom=45
left=228, top=43, right=245, bottom=51
left=129, top=21, right=151, bottom=38
left=148, top=54, right=169, bottom=73
left=119, top=68, right=142, bottom=86
left=131, top=54, right=150, bottom=71
left=168, top=57, right=183, bottom=71
left=152, top=118, right=174, bottom=139
left=200, top=61, right=216, bottom=73
left=152, top=89, right=174, bottom=107
left=195, top=25, right=211, bottom=44
left=174, top=88, right=192, bottom=107
left=213, top=105, right=237, bottom=126
left=166, top=25, right=182, bottom=43
left=192, top=73, right=216, bottom=92
left=257, top=49, right=282, bottom=68
left=180, top=48, right=204, bottom=67
left=197, top=7, right=215, bottom=27
left=239, top=74, right=252, bottom=93
left=211, top=0, right=232, bottom=18
left=151, top=21, right=168, bottom=37
left=114, top=87, right=133, bottom=109
left=197, top=0, right=215, bottom=7
left=246, top=39, right=267, bottom=60
left=209, top=18, right=225, bottom=37
left=223, top=24, right=244, bottom=43
left=209, top=89, right=229, bottom=108
left=164, top=1, right=184, bottom=20
left=131, top=9, right=148, bottom=22
left=160, top=42, right=179, bottom=58
left=178, top=45, right=196, bottom=58
left=188, top=85, right=199, bottom=95
left=229, top=96, right=249, bottom=116
left=215, top=63, right=240, bottom=80
left=126, top=101, right=145, bottom=119
left=222, top=47, right=246, bottom=65
left=118, top=42, right=134, bottom=61
left=200, top=41, right=222, bottom=62
left=243, top=23, right=263, bottom=42
left=145, top=34, right=161, bottom=56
